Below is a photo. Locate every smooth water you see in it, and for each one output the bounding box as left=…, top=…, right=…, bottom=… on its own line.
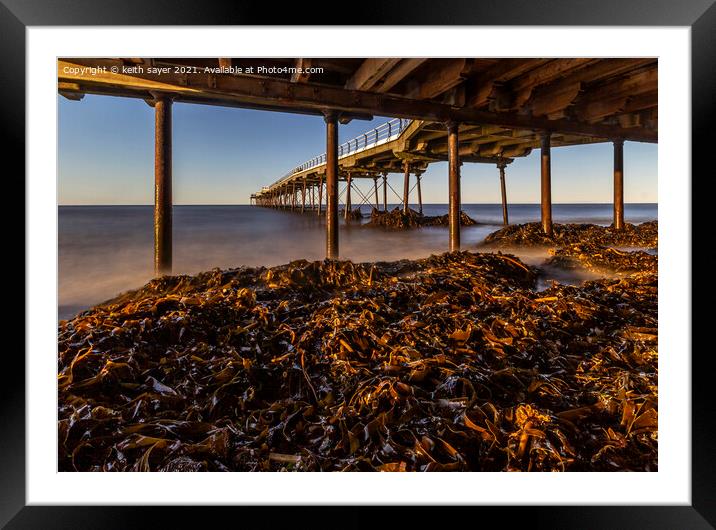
left=58, top=203, right=657, bottom=320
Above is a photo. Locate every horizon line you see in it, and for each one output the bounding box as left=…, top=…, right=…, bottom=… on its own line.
left=58, top=201, right=659, bottom=207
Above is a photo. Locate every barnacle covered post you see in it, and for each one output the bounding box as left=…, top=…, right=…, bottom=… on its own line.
left=152, top=93, right=173, bottom=276
left=540, top=132, right=553, bottom=237
left=613, top=138, right=625, bottom=230
left=447, top=121, right=461, bottom=252
left=498, top=160, right=509, bottom=225
left=325, top=112, right=339, bottom=259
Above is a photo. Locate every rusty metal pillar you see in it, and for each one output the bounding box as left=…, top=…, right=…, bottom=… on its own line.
left=382, top=173, right=388, bottom=211
left=345, top=172, right=352, bottom=220
left=498, top=161, right=509, bottom=225
left=613, top=139, right=625, bottom=230
left=447, top=121, right=461, bottom=252
left=317, top=175, right=323, bottom=216
left=416, top=173, right=423, bottom=215
left=325, top=113, right=339, bottom=259
left=153, top=95, right=173, bottom=276
left=373, top=176, right=379, bottom=210
left=310, top=181, right=315, bottom=210
left=301, top=178, right=306, bottom=214
left=540, top=132, right=553, bottom=236
left=402, top=161, right=410, bottom=214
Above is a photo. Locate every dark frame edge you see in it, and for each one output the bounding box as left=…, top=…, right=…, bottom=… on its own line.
left=691, top=0, right=716, bottom=527
left=0, top=1, right=26, bottom=528
left=6, top=0, right=715, bottom=527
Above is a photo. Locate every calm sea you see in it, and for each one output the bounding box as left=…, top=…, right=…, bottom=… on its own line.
left=58, top=203, right=657, bottom=320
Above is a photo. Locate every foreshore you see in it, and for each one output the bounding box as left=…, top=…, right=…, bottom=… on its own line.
left=58, top=222, right=658, bottom=472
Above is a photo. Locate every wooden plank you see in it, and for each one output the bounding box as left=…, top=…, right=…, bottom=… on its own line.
left=509, top=58, right=597, bottom=93
left=345, top=58, right=401, bottom=91
left=574, top=96, right=630, bottom=123
left=512, top=58, right=655, bottom=109
left=291, top=58, right=312, bottom=83
left=530, top=82, right=582, bottom=116
left=404, top=58, right=471, bottom=99
left=376, top=58, right=428, bottom=93
left=467, top=59, right=550, bottom=108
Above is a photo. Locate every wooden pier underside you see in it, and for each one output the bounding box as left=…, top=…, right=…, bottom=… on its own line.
left=59, top=57, right=657, bottom=142
left=58, top=57, right=658, bottom=267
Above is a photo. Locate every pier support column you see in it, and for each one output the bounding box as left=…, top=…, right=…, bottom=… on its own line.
left=613, top=139, right=625, bottom=230
left=345, top=172, right=352, bottom=220
left=382, top=173, right=388, bottom=211
left=416, top=172, right=423, bottom=215
left=153, top=95, right=173, bottom=276
left=540, top=132, right=553, bottom=237
left=402, top=162, right=410, bottom=214
left=373, top=176, right=379, bottom=210
left=325, top=113, right=339, bottom=259
left=447, top=121, right=461, bottom=252
left=498, top=160, right=509, bottom=225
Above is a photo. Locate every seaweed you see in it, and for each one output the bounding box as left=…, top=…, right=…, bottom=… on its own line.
left=482, top=221, right=657, bottom=249
left=366, top=207, right=477, bottom=229
left=58, top=245, right=657, bottom=472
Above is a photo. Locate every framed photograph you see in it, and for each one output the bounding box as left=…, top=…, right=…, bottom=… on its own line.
left=8, top=0, right=713, bottom=527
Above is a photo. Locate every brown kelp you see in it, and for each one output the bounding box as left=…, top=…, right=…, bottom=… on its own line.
left=545, top=243, right=658, bottom=274
left=366, top=207, right=477, bottom=229
left=482, top=221, right=657, bottom=249
left=58, top=247, right=657, bottom=472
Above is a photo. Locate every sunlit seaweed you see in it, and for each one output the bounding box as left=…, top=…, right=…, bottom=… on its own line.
left=366, top=207, right=477, bottom=229
left=58, top=240, right=657, bottom=472
left=482, top=221, right=657, bottom=249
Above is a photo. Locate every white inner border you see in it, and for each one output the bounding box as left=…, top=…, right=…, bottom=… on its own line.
left=27, top=27, right=690, bottom=505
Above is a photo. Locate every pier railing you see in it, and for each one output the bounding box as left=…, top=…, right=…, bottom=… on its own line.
left=274, top=117, right=412, bottom=186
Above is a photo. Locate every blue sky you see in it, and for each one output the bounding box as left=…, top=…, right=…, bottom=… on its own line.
left=59, top=94, right=657, bottom=205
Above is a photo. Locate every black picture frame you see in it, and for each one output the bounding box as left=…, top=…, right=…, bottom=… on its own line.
left=6, top=1, right=714, bottom=528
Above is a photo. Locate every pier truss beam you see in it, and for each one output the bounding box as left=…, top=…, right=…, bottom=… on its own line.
left=540, top=132, right=554, bottom=236
left=613, top=139, right=625, bottom=230
left=345, top=173, right=353, bottom=220
left=153, top=95, right=173, bottom=276
left=447, top=121, right=461, bottom=252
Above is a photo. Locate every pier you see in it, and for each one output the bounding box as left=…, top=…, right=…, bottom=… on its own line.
left=58, top=58, right=657, bottom=274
